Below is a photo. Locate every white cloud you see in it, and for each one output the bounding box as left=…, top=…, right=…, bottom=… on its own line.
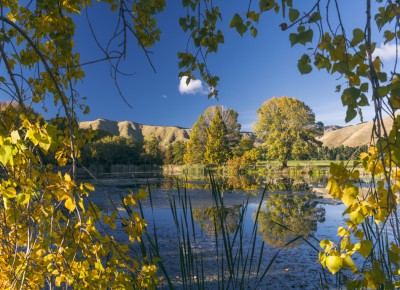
left=161, top=94, right=168, bottom=99
left=373, top=43, right=398, bottom=61
left=178, top=76, right=206, bottom=95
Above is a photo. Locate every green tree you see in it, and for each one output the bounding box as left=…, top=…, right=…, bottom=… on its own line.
left=233, top=136, right=255, bottom=157
left=164, top=141, right=187, bottom=165
left=144, top=136, right=163, bottom=165
left=184, top=106, right=241, bottom=165
left=253, top=96, right=323, bottom=167
left=184, top=115, right=207, bottom=165
left=80, top=136, right=144, bottom=168
left=204, top=110, right=232, bottom=165
left=171, top=141, right=187, bottom=165
left=202, top=106, right=242, bottom=149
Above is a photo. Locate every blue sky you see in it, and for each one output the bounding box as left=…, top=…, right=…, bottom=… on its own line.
left=26, top=2, right=399, bottom=131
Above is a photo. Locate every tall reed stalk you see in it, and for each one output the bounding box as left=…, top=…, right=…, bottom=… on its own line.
left=122, top=173, right=288, bottom=289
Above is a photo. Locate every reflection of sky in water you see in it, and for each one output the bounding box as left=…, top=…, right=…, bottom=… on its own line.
left=111, top=192, right=344, bottom=248
left=89, top=174, right=399, bottom=288
left=92, top=176, right=369, bottom=288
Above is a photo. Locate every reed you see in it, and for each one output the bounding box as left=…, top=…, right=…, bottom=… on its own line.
left=117, top=173, right=329, bottom=289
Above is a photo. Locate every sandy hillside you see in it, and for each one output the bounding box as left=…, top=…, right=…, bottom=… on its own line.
left=79, top=118, right=191, bottom=147
left=320, top=115, right=394, bottom=148
left=80, top=115, right=396, bottom=148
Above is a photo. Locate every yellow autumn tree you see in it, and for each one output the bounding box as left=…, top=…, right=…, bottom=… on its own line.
left=0, top=1, right=162, bottom=288
left=253, top=96, right=324, bottom=167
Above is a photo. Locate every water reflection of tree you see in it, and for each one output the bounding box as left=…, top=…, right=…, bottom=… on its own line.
left=224, top=175, right=260, bottom=191
left=258, top=193, right=325, bottom=248
left=193, top=205, right=242, bottom=236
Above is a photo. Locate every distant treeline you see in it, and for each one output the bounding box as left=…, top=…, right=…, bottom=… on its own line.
left=45, top=113, right=368, bottom=172
left=76, top=129, right=367, bottom=171
left=310, top=144, right=368, bottom=161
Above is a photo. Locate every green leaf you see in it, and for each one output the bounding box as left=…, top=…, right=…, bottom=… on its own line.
left=250, top=27, right=258, bottom=38
left=342, top=87, right=360, bottom=106
left=377, top=72, right=387, bottom=82
left=358, top=94, right=369, bottom=106
left=259, top=0, right=275, bottom=12
left=137, top=189, right=148, bottom=200
left=298, top=54, right=312, bottom=74
left=230, top=13, right=242, bottom=28
left=289, top=33, right=298, bottom=46
left=377, top=85, right=390, bottom=97
left=351, top=29, right=364, bottom=46
left=308, top=12, right=321, bottom=23
left=390, top=95, right=400, bottom=110
left=356, top=240, right=372, bottom=258
left=229, top=13, right=247, bottom=36
left=289, top=8, right=299, bottom=22
left=247, top=11, right=260, bottom=22
left=388, top=248, right=400, bottom=264
left=345, top=107, right=357, bottom=123
left=182, top=0, right=190, bottom=8
left=360, top=82, right=369, bottom=92
left=326, top=256, right=342, bottom=275
left=384, top=30, right=395, bottom=43
left=297, top=29, right=313, bottom=45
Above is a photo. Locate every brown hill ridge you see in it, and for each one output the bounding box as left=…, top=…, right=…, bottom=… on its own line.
left=79, top=118, right=191, bottom=147
left=319, top=115, right=394, bottom=148
left=80, top=116, right=394, bottom=148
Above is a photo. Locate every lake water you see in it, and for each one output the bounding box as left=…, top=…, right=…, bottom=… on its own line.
left=89, top=173, right=349, bottom=289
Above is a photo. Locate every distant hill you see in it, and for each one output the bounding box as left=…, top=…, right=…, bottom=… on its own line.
left=79, top=119, right=191, bottom=147
left=324, top=125, right=343, bottom=133
left=319, top=115, right=394, bottom=148
left=80, top=116, right=394, bottom=148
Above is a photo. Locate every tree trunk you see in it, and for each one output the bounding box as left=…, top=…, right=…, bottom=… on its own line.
left=282, top=160, right=288, bottom=168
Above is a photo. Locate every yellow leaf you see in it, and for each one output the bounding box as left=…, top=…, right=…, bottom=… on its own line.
left=342, top=255, right=358, bottom=273
left=65, top=197, right=76, bottom=212
left=10, top=130, right=20, bottom=144
left=78, top=198, right=85, bottom=213
left=55, top=275, right=65, bottom=287
left=137, top=189, right=148, bottom=200
left=124, top=194, right=137, bottom=206
left=1, top=186, right=16, bottom=198
left=355, top=240, right=372, bottom=257
left=349, top=211, right=364, bottom=225
left=326, top=255, right=342, bottom=274
left=16, top=193, right=30, bottom=205
left=84, top=183, right=95, bottom=191
left=65, top=173, right=72, bottom=182
left=351, top=170, right=360, bottom=181
left=319, top=252, right=326, bottom=267
left=95, top=262, right=105, bottom=272
left=326, top=179, right=342, bottom=199
left=342, top=183, right=358, bottom=206
left=337, top=226, right=349, bottom=237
